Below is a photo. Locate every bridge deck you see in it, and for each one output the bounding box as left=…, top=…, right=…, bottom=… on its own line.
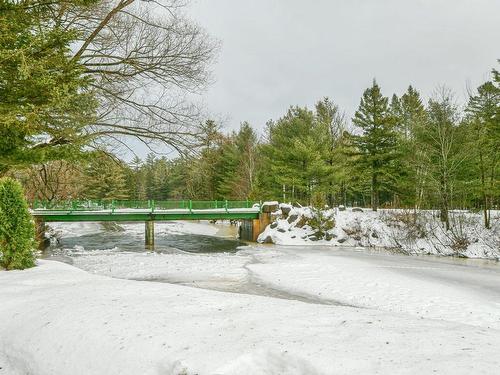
left=31, top=208, right=261, bottom=222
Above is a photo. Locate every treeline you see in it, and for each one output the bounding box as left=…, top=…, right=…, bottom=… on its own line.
left=19, top=66, right=499, bottom=228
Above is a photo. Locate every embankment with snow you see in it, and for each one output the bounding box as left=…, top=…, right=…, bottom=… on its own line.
left=2, top=259, right=500, bottom=375
left=257, top=205, right=500, bottom=259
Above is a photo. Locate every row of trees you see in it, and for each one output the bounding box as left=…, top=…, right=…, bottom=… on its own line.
left=1, top=0, right=218, bottom=269
left=19, top=65, right=499, bottom=229
left=0, top=0, right=217, bottom=173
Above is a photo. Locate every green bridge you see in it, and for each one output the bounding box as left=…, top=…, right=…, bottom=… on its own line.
left=31, top=200, right=276, bottom=246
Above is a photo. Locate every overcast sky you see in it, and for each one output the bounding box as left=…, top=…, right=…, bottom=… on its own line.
left=186, top=0, right=500, bottom=135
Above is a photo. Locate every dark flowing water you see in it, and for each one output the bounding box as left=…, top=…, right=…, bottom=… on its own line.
left=43, top=222, right=246, bottom=261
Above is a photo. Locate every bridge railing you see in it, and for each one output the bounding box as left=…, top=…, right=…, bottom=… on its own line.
left=31, top=199, right=261, bottom=212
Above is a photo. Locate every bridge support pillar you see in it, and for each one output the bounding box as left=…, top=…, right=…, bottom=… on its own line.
left=35, top=217, right=47, bottom=249
left=145, top=220, right=155, bottom=249
left=239, top=203, right=277, bottom=242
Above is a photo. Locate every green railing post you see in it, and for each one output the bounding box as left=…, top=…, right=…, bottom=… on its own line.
left=111, top=199, right=115, bottom=213
left=188, top=200, right=192, bottom=213
left=246, top=199, right=249, bottom=208
left=151, top=199, right=155, bottom=213
left=224, top=200, right=228, bottom=213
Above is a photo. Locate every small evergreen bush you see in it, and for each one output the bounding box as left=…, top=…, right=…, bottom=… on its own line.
left=0, top=177, right=36, bottom=270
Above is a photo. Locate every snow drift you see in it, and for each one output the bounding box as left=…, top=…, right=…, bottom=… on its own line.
left=257, top=205, right=500, bottom=259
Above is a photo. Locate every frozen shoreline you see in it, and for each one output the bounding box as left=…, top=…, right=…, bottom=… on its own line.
left=2, top=259, right=500, bottom=375
left=2, top=221, right=500, bottom=374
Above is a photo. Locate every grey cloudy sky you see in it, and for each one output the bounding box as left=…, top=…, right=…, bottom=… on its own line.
left=186, top=0, right=500, bottom=134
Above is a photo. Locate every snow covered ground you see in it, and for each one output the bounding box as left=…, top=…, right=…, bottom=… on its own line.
left=258, top=205, right=500, bottom=259
left=1, top=221, right=500, bottom=374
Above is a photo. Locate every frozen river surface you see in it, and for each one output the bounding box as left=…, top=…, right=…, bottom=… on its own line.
left=44, top=221, right=500, bottom=328
left=1, top=221, right=499, bottom=374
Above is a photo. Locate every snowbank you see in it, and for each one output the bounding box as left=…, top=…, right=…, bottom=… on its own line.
left=2, top=260, right=500, bottom=374
left=258, top=205, right=500, bottom=259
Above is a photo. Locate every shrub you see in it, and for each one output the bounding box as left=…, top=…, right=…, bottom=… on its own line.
left=309, top=208, right=335, bottom=239
left=0, top=177, right=36, bottom=270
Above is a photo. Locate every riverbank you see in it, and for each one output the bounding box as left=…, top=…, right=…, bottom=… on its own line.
left=258, top=205, right=500, bottom=259
left=2, top=257, right=500, bottom=375
left=2, top=220, right=500, bottom=374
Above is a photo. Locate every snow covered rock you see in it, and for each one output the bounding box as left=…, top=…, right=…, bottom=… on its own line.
left=258, top=206, right=500, bottom=259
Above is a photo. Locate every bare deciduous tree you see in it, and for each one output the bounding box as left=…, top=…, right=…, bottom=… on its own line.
left=18, top=161, right=84, bottom=203
left=59, top=0, right=219, bottom=155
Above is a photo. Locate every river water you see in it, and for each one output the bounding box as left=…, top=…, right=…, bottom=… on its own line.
left=42, top=221, right=500, bottom=307
left=42, top=221, right=354, bottom=305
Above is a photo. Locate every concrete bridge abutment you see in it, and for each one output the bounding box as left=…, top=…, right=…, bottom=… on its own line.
left=239, top=203, right=277, bottom=242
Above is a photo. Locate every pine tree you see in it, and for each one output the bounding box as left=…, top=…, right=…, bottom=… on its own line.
left=465, top=80, right=500, bottom=228
left=0, top=1, right=97, bottom=173
left=127, top=156, right=146, bottom=201
left=391, top=86, right=428, bottom=208
left=0, top=177, right=36, bottom=270
left=352, top=80, right=397, bottom=210
left=315, top=98, right=347, bottom=206
left=262, top=107, right=332, bottom=204
left=218, top=122, right=259, bottom=199
left=83, top=153, right=129, bottom=200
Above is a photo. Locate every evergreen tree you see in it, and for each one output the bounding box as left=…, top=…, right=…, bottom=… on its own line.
left=180, top=120, right=226, bottom=200
left=262, top=107, right=332, bottom=204
left=465, top=80, right=500, bottom=228
left=315, top=98, right=346, bottom=206
left=127, top=156, right=146, bottom=201
left=0, top=0, right=97, bottom=173
left=152, top=157, right=171, bottom=200
left=391, top=86, right=428, bottom=208
left=352, top=80, right=397, bottom=210
left=83, top=153, right=129, bottom=200
left=218, top=122, right=259, bottom=199
left=0, top=177, right=36, bottom=270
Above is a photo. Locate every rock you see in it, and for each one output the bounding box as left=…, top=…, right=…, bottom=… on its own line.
left=296, top=216, right=309, bottom=227
left=281, top=205, right=292, bottom=217
left=308, top=235, right=319, bottom=241
left=270, top=222, right=278, bottom=229
left=262, top=202, right=279, bottom=213
left=337, top=237, right=347, bottom=243
left=353, top=235, right=362, bottom=241
left=262, top=235, right=274, bottom=244
left=371, top=231, right=379, bottom=238
left=338, top=205, right=346, bottom=211
left=325, top=232, right=337, bottom=241
left=291, top=235, right=296, bottom=239
left=277, top=228, right=286, bottom=233
left=352, top=207, right=363, bottom=212
left=287, top=214, right=299, bottom=224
